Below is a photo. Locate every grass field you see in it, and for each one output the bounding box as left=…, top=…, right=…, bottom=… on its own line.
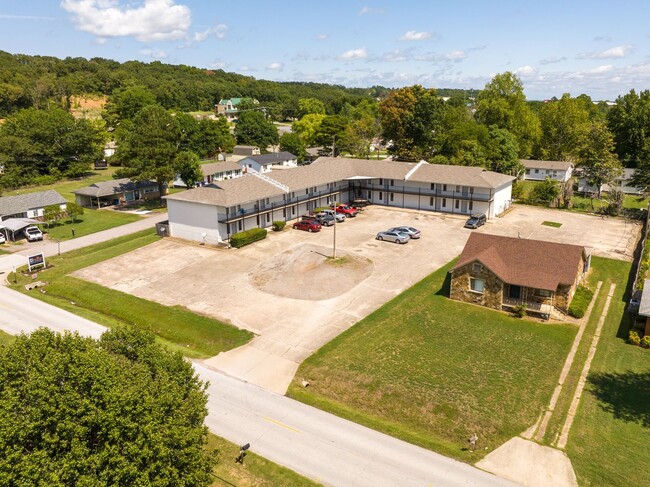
left=288, top=260, right=576, bottom=462
left=563, top=258, right=650, bottom=486
left=206, top=434, right=319, bottom=486
left=11, top=230, right=252, bottom=358
left=542, top=221, right=562, bottom=228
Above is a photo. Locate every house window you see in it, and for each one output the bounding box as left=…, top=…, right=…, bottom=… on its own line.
left=292, top=192, right=295, bottom=198
left=472, top=263, right=482, bottom=273
left=390, top=193, right=394, bottom=202
left=379, top=191, right=383, bottom=201
left=455, top=200, right=460, bottom=209
left=430, top=197, right=434, bottom=206
left=442, top=198, right=446, bottom=207
left=306, top=189, right=309, bottom=195
left=266, top=198, right=270, bottom=204
left=443, top=184, right=447, bottom=191
left=379, top=178, right=383, bottom=185
left=430, top=183, right=435, bottom=190
left=534, top=169, right=539, bottom=174
left=313, top=186, right=316, bottom=192
left=390, top=179, right=394, bottom=186
left=535, top=289, right=553, bottom=298
left=526, top=169, right=530, bottom=174
left=470, top=278, right=485, bottom=293
left=469, top=201, right=473, bottom=211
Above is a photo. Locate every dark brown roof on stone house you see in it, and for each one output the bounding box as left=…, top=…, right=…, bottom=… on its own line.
left=452, top=233, right=588, bottom=291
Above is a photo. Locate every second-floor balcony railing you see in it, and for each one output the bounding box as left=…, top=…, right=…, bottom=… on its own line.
left=352, top=182, right=493, bottom=202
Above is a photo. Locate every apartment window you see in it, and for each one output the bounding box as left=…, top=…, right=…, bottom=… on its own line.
left=229, top=205, right=236, bottom=215
left=292, top=192, right=295, bottom=198
left=390, top=193, right=394, bottom=202
left=306, top=189, right=309, bottom=195
left=443, top=184, right=447, bottom=191
left=237, top=205, right=241, bottom=212
left=313, top=186, right=317, bottom=192
left=469, top=201, right=473, bottom=211
left=379, top=178, right=383, bottom=185
left=534, top=169, right=539, bottom=174
left=256, top=215, right=260, bottom=225
left=292, top=206, right=296, bottom=215
left=470, top=278, right=485, bottom=293
left=266, top=213, right=270, bottom=223
left=390, top=179, right=394, bottom=186
left=379, top=191, right=383, bottom=201
left=430, top=183, right=435, bottom=190
left=266, top=198, right=270, bottom=204
left=238, top=220, right=242, bottom=231
left=442, top=198, right=446, bottom=207
left=455, top=185, right=461, bottom=192
left=535, top=289, right=553, bottom=298
left=455, top=200, right=460, bottom=209
left=368, top=191, right=372, bottom=199
left=228, top=223, right=232, bottom=234
left=472, top=263, right=482, bottom=273
left=469, top=187, right=474, bottom=194
left=430, top=197, right=434, bottom=206
left=526, top=169, right=530, bottom=174
left=283, top=208, right=286, bottom=217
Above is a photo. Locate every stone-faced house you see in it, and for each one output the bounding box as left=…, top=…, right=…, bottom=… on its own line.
left=450, top=233, right=590, bottom=318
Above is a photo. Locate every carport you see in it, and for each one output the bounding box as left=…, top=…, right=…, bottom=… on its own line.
left=0, top=218, right=41, bottom=241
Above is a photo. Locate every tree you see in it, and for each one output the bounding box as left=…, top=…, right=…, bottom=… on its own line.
left=529, top=177, right=561, bottom=206
left=66, top=201, right=84, bottom=223
left=195, top=117, right=235, bottom=157
left=607, top=89, right=650, bottom=165
left=485, top=126, right=522, bottom=175
left=175, top=151, right=203, bottom=188
left=114, top=105, right=180, bottom=196
left=0, top=327, right=214, bottom=486
left=379, top=85, right=445, bottom=160
left=537, top=93, right=591, bottom=161
left=43, top=204, right=64, bottom=227
left=292, top=113, right=326, bottom=146
left=279, top=132, right=307, bottom=162
left=475, top=72, right=541, bottom=158
left=104, top=86, right=157, bottom=126
left=577, top=122, right=623, bottom=199
left=297, top=98, right=326, bottom=118
left=314, top=115, right=349, bottom=156
left=234, top=110, right=278, bottom=150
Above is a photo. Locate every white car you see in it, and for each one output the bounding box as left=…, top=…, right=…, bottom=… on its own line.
left=0, top=233, right=5, bottom=244
left=23, top=226, right=43, bottom=242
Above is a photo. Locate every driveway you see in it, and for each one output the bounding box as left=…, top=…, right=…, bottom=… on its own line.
left=73, top=205, right=640, bottom=393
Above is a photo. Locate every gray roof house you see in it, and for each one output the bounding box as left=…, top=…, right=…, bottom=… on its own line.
left=73, top=178, right=160, bottom=207
left=239, top=152, right=298, bottom=174
left=0, top=190, right=67, bottom=221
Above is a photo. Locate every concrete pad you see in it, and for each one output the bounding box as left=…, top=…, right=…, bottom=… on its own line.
left=477, top=437, right=577, bottom=487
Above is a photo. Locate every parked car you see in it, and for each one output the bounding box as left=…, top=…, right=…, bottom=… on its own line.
left=349, top=198, right=370, bottom=208
left=388, top=226, right=421, bottom=239
left=464, top=213, right=487, bottom=229
left=317, top=209, right=346, bottom=222
left=303, top=214, right=334, bottom=227
left=376, top=230, right=410, bottom=244
left=332, top=204, right=358, bottom=217
left=0, top=233, right=5, bottom=244
left=293, top=220, right=322, bottom=232
left=23, top=226, right=43, bottom=242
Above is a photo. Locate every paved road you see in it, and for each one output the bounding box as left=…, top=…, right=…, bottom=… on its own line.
left=0, top=282, right=517, bottom=487
left=0, top=213, right=167, bottom=273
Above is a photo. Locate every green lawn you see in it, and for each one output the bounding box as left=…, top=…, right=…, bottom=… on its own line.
left=0, top=330, right=15, bottom=348
left=288, top=260, right=576, bottom=462
left=11, top=230, right=252, bottom=358
left=44, top=210, right=141, bottom=241
left=206, top=433, right=320, bottom=487
left=564, top=258, right=650, bottom=486
left=542, top=221, right=562, bottom=228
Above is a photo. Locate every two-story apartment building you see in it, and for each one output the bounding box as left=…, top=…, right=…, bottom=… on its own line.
left=521, top=159, right=574, bottom=182
left=164, top=157, right=514, bottom=244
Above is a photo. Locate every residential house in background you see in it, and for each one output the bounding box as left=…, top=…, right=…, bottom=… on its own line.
left=73, top=178, right=160, bottom=207
left=164, top=157, right=514, bottom=245
left=450, top=233, right=590, bottom=318
left=174, top=161, right=244, bottom=187
left=577, top=167, right=644, bottom=195
left=239, top=152, right=298, bottom=174
left=233, top=145, right=261, bottom=157
left=216, top=97, right=243, bottom=122
left=0, top=190, right=67, bottom=221
left=520, top=159, right=574, bottom=182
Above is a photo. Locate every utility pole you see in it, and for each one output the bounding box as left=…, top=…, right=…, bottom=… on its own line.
left=332, top=135, right=337, bottom=259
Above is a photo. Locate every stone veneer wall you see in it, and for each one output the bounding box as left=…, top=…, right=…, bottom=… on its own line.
left=450, top=261, right=503, bottom=310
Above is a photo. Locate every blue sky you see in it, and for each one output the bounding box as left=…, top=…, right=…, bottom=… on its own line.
left=2, top=1, right=650, bottom=100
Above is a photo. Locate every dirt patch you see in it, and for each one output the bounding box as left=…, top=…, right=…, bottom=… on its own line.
left=250, top=243, right=373, bottom=300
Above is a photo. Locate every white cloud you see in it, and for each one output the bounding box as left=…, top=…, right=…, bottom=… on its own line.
left=210, top=60, right=227, bottom=69
left=399, top=30, right=432, bottom=41
left=139, top=48, right=167, bottom=59
left=359, top=6, right=384, bottom=15
left=445, top=50, right=466, bottom=61
left=514, top=65, right=537, bottom=76
left=193, top=24, right=228, bottom=42
left=540, top=56, right=566, bottom=65
left=0, top=14, right=54, bottom=20
left=382, top=49, right=409, bottom=62
left=267, top=62, right=283, bottom=71
left=579, top=44, right=633, bottom=59
left=589, top=64, right=613, bottom=74
left=317, top=34, right=328, bottom=40
left=339, top=47, right=368, bottom=60
left=61, top=0, right=191, bottom=42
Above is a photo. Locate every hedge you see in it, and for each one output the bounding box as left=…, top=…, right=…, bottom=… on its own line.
left=272, top=220, right=286, bottom=231
left=230, top=228, right=267, bottom=248
left=568, top=285, right=594, bottom=318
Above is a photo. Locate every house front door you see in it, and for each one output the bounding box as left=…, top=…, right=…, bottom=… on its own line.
left=509, top=285, right=521, bottom=299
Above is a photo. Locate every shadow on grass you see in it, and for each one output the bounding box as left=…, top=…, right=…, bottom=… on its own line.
left=588, top=370, right=650, bottom=427
left=435, top=271, right=452, bottom=297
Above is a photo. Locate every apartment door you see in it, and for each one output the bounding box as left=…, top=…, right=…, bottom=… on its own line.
left=461, top=200, right=468, bottom=213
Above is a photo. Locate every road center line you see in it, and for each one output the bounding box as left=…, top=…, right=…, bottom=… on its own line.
left=262, top=416, right=301, bottom=433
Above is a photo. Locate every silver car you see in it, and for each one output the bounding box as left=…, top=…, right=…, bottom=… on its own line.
left=376, top=230, right=410, bottom=244
left=388, top=226, right=421, bottom=239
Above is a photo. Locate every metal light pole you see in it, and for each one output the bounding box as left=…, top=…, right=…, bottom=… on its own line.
left=332, top=135, right=337, bottom=259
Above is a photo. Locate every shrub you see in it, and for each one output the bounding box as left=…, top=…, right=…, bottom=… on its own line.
left=512, top=304, right=527, bottom=318
left=568, top=285, right=594, bottom=318
left=641, top=335, right=650, bottom=349
left=628, top=330, right=641, bottom=346
left=229, top=228, right=267, bottom=248
left=272, top=220, right=286, bottom=231
left=511, top=181, right=525, bottom=200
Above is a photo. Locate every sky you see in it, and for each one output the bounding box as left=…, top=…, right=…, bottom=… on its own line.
left=2, top=0, right=650, bottom=100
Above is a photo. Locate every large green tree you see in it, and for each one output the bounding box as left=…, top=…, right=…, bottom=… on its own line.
left=279, top=132, right=307, bottom=162
left=297, top=98, right=326, bottom=118
left=292, top=113, right=326, bottom=146
left=104, top=86, right=157, bottom=126
left=537, top=93, right=592, bottom=161
left=314, top=115, right=349, bottom=156
left=234, top=110, right=278, bottom=150
left=114, top=105, right=180, bottom=195
left=175, top=151, right=203, bottom=188
left=0, top=327, right=214, bottom=486
left=607, top=89, right=650, bottom=165
left=577, top=122, right=623, bottom=198
left=475, top=72, right=541, bottom=158
left=379, top=85, right=445, bottom=161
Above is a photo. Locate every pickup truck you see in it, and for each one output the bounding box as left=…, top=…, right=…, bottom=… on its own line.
left=317, top=209, right=346, bottom=222
left=23, top=226, right=43, bottom=242
left=332, top=204, right=358, bottom=218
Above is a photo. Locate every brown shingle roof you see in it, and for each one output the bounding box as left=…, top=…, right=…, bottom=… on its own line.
left=200, top=161, right=241, bottom=176
left=452, top=233, right=587, bottom=291
left=164, top=174, right=280, bottom=207
left=520, top=159, right=574, bottom=171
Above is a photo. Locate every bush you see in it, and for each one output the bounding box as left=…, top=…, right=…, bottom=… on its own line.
left=511, top=181, right=525, bottom=200
left=512, top=304, right=527, bottom=318
left=272, top=220, right=286, bottom=231
left=629, top=330, right=641, bottom=346
left=230, top=228, right=267, bottom=248
left=641, top=335, right=650, bottom=349
left=568, top=285, right=594, bottom=318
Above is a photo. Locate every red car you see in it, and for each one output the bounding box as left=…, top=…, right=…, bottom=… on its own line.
left=293, top=220, right=322, bottom=232
left=332, top=204, right=358, bottom=217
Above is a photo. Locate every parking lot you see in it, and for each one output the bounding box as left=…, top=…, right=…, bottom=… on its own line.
left=74, top=204, right=641, bottom=393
